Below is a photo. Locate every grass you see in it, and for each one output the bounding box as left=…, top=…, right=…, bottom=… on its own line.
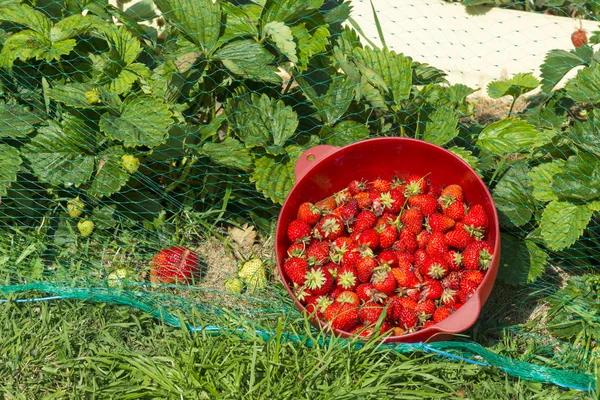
left=0, top=299, right=595, bottom=399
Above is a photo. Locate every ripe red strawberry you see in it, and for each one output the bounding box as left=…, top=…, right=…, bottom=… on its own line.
left=371, top=267, right=397, bottom=296
left=416, top=230, right=431, bottom=249
left=395, top=252, right=414, bottom=267
left=297, top=202, right=321, bottom=226
left=149, top=246, right=200, bottom=284
left=413, top=249, right=428, bottom=272
left=401, top=208, right=424, bottom=234
left=315, top=197, right=336, bottom=212
left=462, top=269, right=485, bottom=285
left=348, top=179, right=367, bottom=195
left=325, top=302, right=359, bottom=332
left=426, top=232, right=449, bottom=258
left=284, top=257, right=308, bottom=285
left=304, top=266, right=334, bottom=296
left=373, top=178, right=392, bottom=193
left=422, top=279, right=443, bottom=300
left=433, top=305, right=452, bottom=323
left=423, top=320, right=436, bottom=329
left=316, top=215, right=344, bottom=240
left=427, top=213, right=455, bottom=233
left=377, top=249, right=398, bottom=268
left=396, top=307, right=418, bottom=329
left=377, top=225, right=397, bottom=249
left=357, top=256, right=378, bottom=283
left=415, top=299, right=436, bottom=319
left=391, top=267, right=419, bottom=289
left=336, top=266, right=359, bottom=291
left=440, top=288, right=458, bottom=307
left=353, top=210, right=377, bottom=232
left=408, top=194, right=438, bottom=216
left=334, top=188, right=352, bottom=207
left=329, top=237, right=355, bottom=263
left=305, top=295, right=333, bottom=319
left=438, top=184, right=463, bottom=207
left=287, top=219, right=311, bottom=243
left=356, top=282, right=374, bottom=302
left=379, top=190, right=404, bottom=214
left=394, top=229, right=418, bottom=253
left=359, top=228, right=380, bottom=250
left=463, top=204, right=489, bottom=239
left=460, top=278, right=479, bottom=294
left=455, top=289, right=468, bottom=304
left=287, top=243, right=306, bottom=258
left=444, top=223, right=473, bottom=250
left=443, top=200, right=466, bottom=221
left=422, top=256, right=449, bottom=280
left=442, top=271, right=461, bottom=290
left=324, top=262, right=340, bottom=278
left=306, top=241, right=330, bottom=266
left=359, top=301, right=385, bottom=324
left=404, top=174, right=427, bottom=197
left=341, top=248, right=362, bottom=268
left=336, top=290, right=360, bottom=306
left=294, top=285, right=311, bottom=304
left=572, top=28, right=588, bottom=48
left=339, top=199, right=359, bottom=222
left=445, top=250, right=462, bottom=271
left=462, top=241, right=494, bottom=270
left=354, top=192, right=372, bottom=209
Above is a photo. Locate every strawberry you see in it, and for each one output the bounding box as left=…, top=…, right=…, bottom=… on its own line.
left=287, top=219, right=311, bottom=243
left=460, top=278, right=479, bottom=295
left=340, top=199, right=359, bottom=222
left=415, top=299, right=436, bottom=318
left=334, top=189, right=352, bottom=206
left=401, top=208, right=424, bottom=234
left=396, top=307, right=418, bottom=329
left=304, top=266, right=334, bottom=296
left=294, top=285, right=312, bottom=304
left=284, top=257, right=308, bottom=286
left=408, top=194, right=438, bottom=216
left=423, top=321, right=436, bottom=329
left=357, top=256, right=378, bottom=283
left=329, top=237, right=354, bottom=263
left=376, top=224, right=396, bottom=249
left=395, top=252, right=414, bottom=267
left=433, top=305, right=452, bottom=323
left=416, top=230, right=431, bottom=249
left=438, top=184, right=463, bottom=207
left=77, top=219, right=94, bottom=236
left=325, top=302, right=359, bottom=332
left=427, top=213, right=455, bottom=233
left=354, top=192, right=372, bottom=209
left=404, top=174, right=427, bottom=197
left=316, top=215, right=344, bottom=240
left=371, top=266, right=397, bottom=296
left=305, top=295, right=333, bottom=319
left=373, top=178, right=391, bottom=193
left=443, top=200, right=466, bottom=221
left=377, top=249, right=398, bottom=268
left=324, top=262, right=340, bottom=278
left=353, top=210, right=377, bottom=232
left=394, top=229, right=418, bottom=253
left=306, top=241, right=331, bottom=266
left=444, top=223, right=473, bottom=250
left=359, top=301, right=385, bottom=324
left=348, top=179, right=368, bottom=195
left=391, top=268, right=419, bottom=289
left=462, top=269, right=485, bottom=285
left=356, top=282, right=374, bottom=302
left=379, top=190, right=403, bottom=214
left=336, top=266, right=359, bottom=291
left=463, top=204, right=489, bottom=239
left=336, top=290, right=360, bottom=306
left=422, top=256, right=449, bottom=280
left=442, top=271, right=461, bottom=290
left=572, top=27, right=588, bottom=48
left=413, top=249, right=428, bottom=272
left=440, top=288, right=458, bottom=307
left=341, top=248, right=362, bottom=268
left=455, top=289, right=468, bottom=305
left=422, top=279, right=443, bottom=300
left=358, top=228, right=380, bottom=250
left=67, top=197, right=85, bottom=218
left=393, top=327, right=406, bottom=336
left=149, top=246, right=200, bottom=284
left=287, top=243, right=306, bottom=258
left=445, top=250, right=463, bottom=271
left=426, top=232, right=449, bottom=258
left=462, top=241, right=494, bottom=270
left=297, top=202, right=321, bottom=226
left=316, top=197, right=336, bottom=212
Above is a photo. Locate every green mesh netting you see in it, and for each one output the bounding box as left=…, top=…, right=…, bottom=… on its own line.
left=1, top=0, right=599, bottom=392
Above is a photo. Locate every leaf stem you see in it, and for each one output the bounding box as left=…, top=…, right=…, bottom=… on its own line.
left=508, top=96, right=518, bottom=117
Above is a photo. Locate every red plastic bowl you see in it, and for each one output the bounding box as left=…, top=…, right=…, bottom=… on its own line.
left=275, top=138, right=501, bottom=343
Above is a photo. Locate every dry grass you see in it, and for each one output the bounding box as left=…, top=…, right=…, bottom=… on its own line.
left=469, top=95, right=529, bottom=124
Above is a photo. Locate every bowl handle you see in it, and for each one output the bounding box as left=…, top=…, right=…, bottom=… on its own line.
left=294, top=145, right=339, bottom=181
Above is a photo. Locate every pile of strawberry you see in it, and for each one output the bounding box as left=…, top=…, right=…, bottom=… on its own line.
left=283, top=175, right=494, bottom=337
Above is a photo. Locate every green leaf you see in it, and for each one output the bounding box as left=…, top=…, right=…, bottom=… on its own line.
left=0, top=4, right=52, bottom=36
left=486, top=72, right=539, bottom=100
left=497, top=234, right=547, bottom=286
left=569, top=112, right=600, bottom=157
left=412, top=61, right=447, bottom=85
left=92, top=204, right=117, bottom=228
left=551, top=152, right=600, bottom=203
left=214, top=40, right=281, bottom=84
left=22, top=120, right=96, bottom=187
left=228, top=93, right=298, bottom=155
left=477, top=118, right=555, bottom=155
left=51, top=14, right=97, bottom=42
left=493, top=162, right=535, bottom=227
left=447, top=146, right=479, bottom=172
left=0, top=103, right=44, bottom=138
left=423, top=107, right=459, bottom=146
left=262, top=0, right=324, bottom=24
left=100, top=95, right=172, bottom=148
left=540, top=47, right=593, bottom=93
left=322, top=121, right=369, bottom=146
left=528, top=161, right=565, bottom=203
left=88, top=146, right=130, bottom=198
left=93, top=24, right=142, bottom=66
left=251, top=155, right=295, bottom=204
left=298, top=73, right=356, bottom=124
left=200, top=137, right=253, bottom=171
left=219, top=3, right=260, bottom=44
left=566, top=63, right=600, bottom=104
left=540, top=201, right=593, bottom=251
left=0, top=144, right=21, bottom=197
left=49, top=83, right=120, bottom=109
left=291, top=24, right=328, bottom=72
left=153, top=0, right=221, bottom=53
left=263, top=21, right=297, bottom=63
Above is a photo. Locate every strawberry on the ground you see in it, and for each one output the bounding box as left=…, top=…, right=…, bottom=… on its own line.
left=348, top=179, right=368, bottom=195
left=357, top=255, right=378, bottom=283
left=316, top=197, right=336, bottom=212
left=462, top=241, right=494, bottom=270
left=150, top=246, right=200, bottom=284
left=377, top=224, right=398, bottom=249
left=422, top=256, right=449, bottom=280
left=359, top=301, right=385, bottom=324
left=284, top=257, right=308, bottom=286
left=359, top=228, right=380, bottom=250
left=404, top=174, right=428, bottom=197
left=426, top=231, right=449, bottom=258
left=401, top=208, right=424, bottom=234
left=304, top=266, right=334, bottom=296
left=427, top=213, right=455, bottom=233
left=354, top=192, right=372, bottom=209
left=336, top=266, right=359, bottom=291
left=297, top=202, right=321, bottom=226
left=443, top=200, right=466, bottom=221
left=306, top=240, right=331, bottom=266
left=422, top=279, right=443, bottom=300
left=336, top=290, right=360, bottom=306
left=373, top=178, right=392, bottom=193
left=444, top=222, right=473, bottom=250
left=433, top=305, right=452, bottom=323
left=463, top=204, right=489, bottom=239
left=316, top=215, right=344, bottom=240
left=371, top=266, right=397, bottom=296
left=408, top=194, right=438, bottom=216
left=353, top=210, right=377, bottom=232
left=287, top=219, right=311, bottom=243
left=324, top=302, right=359, bottom=332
